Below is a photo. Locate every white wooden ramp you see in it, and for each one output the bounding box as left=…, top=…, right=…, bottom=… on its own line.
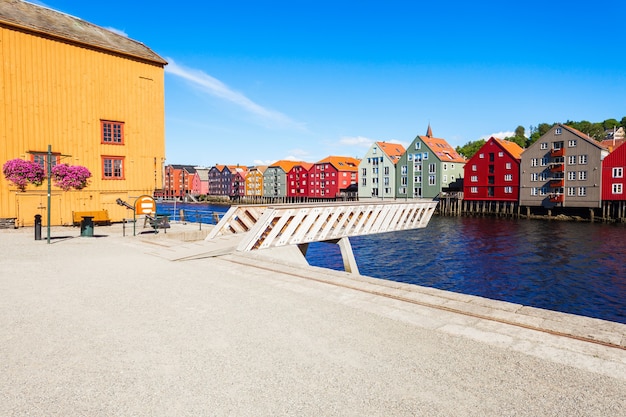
left=204, top=200, right=438, bottom=273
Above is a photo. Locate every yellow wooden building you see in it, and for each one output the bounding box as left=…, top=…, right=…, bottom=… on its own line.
left=0, top=0, right=167, bottom=226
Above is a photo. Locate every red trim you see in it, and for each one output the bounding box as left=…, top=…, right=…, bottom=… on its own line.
left=101, top=120, right=125, bottom=145
left=101, top=156, right=125, bottom=180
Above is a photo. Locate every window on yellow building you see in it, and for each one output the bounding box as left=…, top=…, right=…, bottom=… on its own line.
left=101, top=120, right=124, bottom=144
left=31, top=152, right=60, bottom=170
left=102, top=156, right=124, bottom=179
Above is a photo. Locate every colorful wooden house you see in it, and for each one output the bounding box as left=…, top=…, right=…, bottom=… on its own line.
left=310, top=156, right=359, bottom=199
left=194, top=168, right=210, bottom=195
left=227, top=165, right=248, bottom=198
left=358, top=142, right=405, bottom=199
left=164, top=165, right=196, bottom=198
left=601, top=141, right=626, bottom=203
left=263, top=160, right=302, bottom=198
left=0, top=0, right=166, bottom=226
left=520, top=124, right=608, bottom=208
left=464, top=137, right=523, bottom=201
left=287, top=162, right=314, bottom=199
left=245, top=166, right=267, bottom=197
left=396, top=125, right=465, bottom=199
left=208, top=165, right=227, bottom=196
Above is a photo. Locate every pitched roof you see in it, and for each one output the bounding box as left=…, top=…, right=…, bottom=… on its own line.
left=292, top=162, right=314, bottom=171
left=316, top=156, right=360, bottom=171
left=600, top=138, right=626, bottom=153
left=269, top=160, right=307, bottom=172
left=171, top=164, right=197, bottom=173
left=226, top=165, right=248, bottom=176
left=194, top=168, right=210, bottom=181
left=561, top=124, right=608, bottom=151
left=0, top=0, right=167, bottom=66
left=493, top=137, right=523, bottom=159
left=249, top=165, right=268, bottom=174
left=419, top=136, right=466, bottom=163
left=376, top=142, right=405, bottom=163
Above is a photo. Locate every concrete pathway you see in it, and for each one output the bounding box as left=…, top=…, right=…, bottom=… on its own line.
left=1, top=223, right=625, bottom=416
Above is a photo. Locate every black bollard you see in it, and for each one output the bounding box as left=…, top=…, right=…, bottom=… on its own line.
left=34, top=214, right=42, bottom=240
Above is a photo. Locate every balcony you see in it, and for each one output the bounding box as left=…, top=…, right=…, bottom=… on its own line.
left=549, top=163, right=564, bottom=173
left=550, top=148, right=565, bottom=158
left=549, top=193, right=564, bottom=203
left=550, top=179, right=564, bottom=188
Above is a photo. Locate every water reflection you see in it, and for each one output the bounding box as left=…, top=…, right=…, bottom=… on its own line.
left=305, top=216, right=626, bottom=324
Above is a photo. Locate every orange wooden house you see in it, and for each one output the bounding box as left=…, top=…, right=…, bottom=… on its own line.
left=0, top=0, right=167, bottom=226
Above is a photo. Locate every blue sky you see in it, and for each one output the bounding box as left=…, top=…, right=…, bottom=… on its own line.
left=34, top=0, right=626, bottom=167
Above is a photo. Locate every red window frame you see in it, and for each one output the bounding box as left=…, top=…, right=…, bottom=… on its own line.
left=101, top=120, right=124, bottom=145
left=102, top=156, right=125, bottom=180
left=30, top=152, right=60, bottom=170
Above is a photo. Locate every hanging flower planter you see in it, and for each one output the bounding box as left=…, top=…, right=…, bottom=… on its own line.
left=51, top=164, right=92, bottom=191
left=2, top=159, right=45, bottom=191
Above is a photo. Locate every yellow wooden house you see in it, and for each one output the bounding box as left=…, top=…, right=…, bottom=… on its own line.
left=0, top=0, right=167, bottom=226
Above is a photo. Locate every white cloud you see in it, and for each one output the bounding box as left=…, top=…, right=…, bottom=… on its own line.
left=339, top=136, right=375, bottom=147
left=481, top=131, right=514, bottom=140
left=252, top=159, right=274, bottom=166
left=165, top=58, right=303, bottom=129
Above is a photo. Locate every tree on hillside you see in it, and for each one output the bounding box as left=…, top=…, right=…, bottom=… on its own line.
left=566, top=120, right=605, bottom=141
left=456, top=139, right=485, bottom=159
left=529, top=123, right=553, bottom=144
left=603, top=118, right=619, bottom=130
left=620, top=116, right=626, bottom=128
left=504, top=125, right=528, bottom=148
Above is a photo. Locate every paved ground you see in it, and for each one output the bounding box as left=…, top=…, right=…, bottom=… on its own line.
left=1, top=222, right=625, bottom=416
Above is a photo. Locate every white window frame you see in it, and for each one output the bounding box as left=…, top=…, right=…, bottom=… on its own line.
left=613, top=167, right=623, bottom=178
left=613, top=183, right=623, bottom=194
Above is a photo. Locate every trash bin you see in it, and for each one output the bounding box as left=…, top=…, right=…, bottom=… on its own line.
left=34, top=214, right=42, bottom=241
left=80, top=216, right=94, bottom=237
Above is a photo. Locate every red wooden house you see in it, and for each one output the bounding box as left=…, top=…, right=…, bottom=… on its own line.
left=310, top=156, right=360, bottom=199
left=463, top=137, right=523, bottom=201
left=227, top=165, right=248, bottom=198
left=601, top=140, right=626, bottom=201
left=287, top=162, right=314, bottom=199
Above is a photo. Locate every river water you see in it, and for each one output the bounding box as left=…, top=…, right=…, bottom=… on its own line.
left=158, top=203, right=626, bottom=324
left=307, top=216, right=626, bottom=324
